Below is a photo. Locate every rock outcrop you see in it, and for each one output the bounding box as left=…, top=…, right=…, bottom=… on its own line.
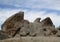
left=41, top=17, right=54, bottom=26
left=40, top=17, right=57, bottom=36
left=1, top=11, right=59, bottom=37
left=1, top=11, right=24, bottom=36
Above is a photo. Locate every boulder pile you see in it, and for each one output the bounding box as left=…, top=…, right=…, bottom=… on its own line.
left=0, top=11, right=60, bottom=39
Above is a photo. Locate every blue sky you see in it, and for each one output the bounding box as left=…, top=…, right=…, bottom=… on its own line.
left=0, top=0, right=60, bottom=29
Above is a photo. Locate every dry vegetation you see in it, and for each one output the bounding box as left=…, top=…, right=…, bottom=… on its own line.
left=0, top=37, right=60, bottom=42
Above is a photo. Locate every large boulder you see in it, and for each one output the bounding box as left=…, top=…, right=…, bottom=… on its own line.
left=28, top=17, right=57, bottom=36
left=41, top=17, right=54, bottom=26
left=19, top=20, right=30, bottom=36
left=1, top=12, right=58, bottom=37
left=1, top=11, right=24, bottom=36
left=41, top=17, right=57, bottom=36
left=28, top=18, right=44, bottom=36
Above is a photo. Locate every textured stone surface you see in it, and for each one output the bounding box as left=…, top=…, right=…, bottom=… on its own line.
left=0, top=30, right=9, bottom=40
left=41, top=17, right=54, bottom=26
left=1, top=11, right=24, bottom=36
left=1, top=11, right=58, bottom=37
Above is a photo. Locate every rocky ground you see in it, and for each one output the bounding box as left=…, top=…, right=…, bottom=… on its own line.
left=0, top=37, right=60, bottom=42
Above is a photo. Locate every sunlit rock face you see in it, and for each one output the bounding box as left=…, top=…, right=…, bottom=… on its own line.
left=41, top=17, right=55, bottom=26
left=40, top=17, right=57, bottom=36
left=1, top=11, right=58, bottom=37
left=1, top=11, right=24, bottom=36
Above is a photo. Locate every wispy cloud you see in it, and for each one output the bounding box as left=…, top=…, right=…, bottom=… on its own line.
left=0, top=0, right=60, bottom=29
left=0, top=0, right=60, bottom=10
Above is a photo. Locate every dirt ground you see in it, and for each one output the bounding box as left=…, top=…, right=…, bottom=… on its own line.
left=0, top=36, right=60, bottom=42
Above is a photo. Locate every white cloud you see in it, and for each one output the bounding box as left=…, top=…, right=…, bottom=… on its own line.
left=0, top=0, right=60, bottom=29
left=0, top=0, right=60, bottom=10
left=0, top=0, right=60, bottom=27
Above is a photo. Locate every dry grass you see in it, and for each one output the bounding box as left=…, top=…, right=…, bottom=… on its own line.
left=0, top=36, right=60, bottom=42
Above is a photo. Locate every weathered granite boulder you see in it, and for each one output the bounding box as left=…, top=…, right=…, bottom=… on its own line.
left=19, top=20, right=31, bottom=36
left=19, top=17, right=57, bottom=37
left=32, top=18, right=44, bottom=36
left=1, top=11, right=24, bottom=36
left=1, top=11, right=58, bottom=37
left=41, top=17, right=54, bottom=26
left=20, top=27, right=30, bottom=36
left=41, top=17, right=57, bottom=35
left=28, top=17, right=57, bottom=36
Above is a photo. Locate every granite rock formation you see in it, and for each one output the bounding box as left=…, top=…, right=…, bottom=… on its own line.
left=1, top=11, right=59, bottom=37
left=0, top=30, right=9, bottom=40
left=1, top=11, right=24, bottom=36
